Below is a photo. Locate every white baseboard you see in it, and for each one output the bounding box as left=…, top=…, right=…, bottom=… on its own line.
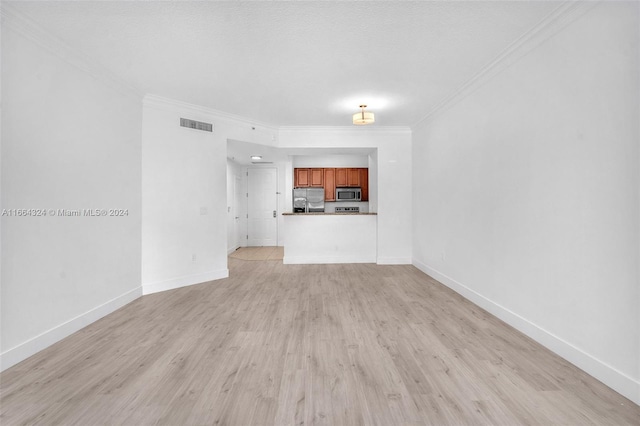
left=0, top=286, right=142, bottom=372
left=142, top=268, right=229, bottom=295
left=283, top=255, right=376, bottom=265
left=377, top=256, right=412, bottom=265
left=412, top=259, right=640, bottom=406
left=227, top=246, right=239, bottom=255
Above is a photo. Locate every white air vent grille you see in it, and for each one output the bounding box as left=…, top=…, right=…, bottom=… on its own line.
left=180, top=118, right=213, bottom=132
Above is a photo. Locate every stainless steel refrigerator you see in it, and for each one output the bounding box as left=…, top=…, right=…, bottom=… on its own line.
left=292, top=188, right=325, bottom=213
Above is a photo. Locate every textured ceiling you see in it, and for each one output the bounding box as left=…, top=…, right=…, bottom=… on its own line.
left=7, top=1, right=562, bottom=127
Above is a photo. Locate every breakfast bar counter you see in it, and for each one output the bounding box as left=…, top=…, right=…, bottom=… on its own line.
left=282, top=212, right=377, bottom=264
left=282, top=212, right=377, bottom=216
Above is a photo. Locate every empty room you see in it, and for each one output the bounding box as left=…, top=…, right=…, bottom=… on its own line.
left=1, top=1, right=639, bottom=424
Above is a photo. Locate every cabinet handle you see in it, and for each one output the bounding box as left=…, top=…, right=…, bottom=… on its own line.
left=273, top=210, right=276, bottom=218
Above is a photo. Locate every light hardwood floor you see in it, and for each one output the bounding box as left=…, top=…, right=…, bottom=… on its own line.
left=1, top=258, right=639, bottom=425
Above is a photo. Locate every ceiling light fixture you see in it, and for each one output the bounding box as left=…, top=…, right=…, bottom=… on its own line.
left=250, top=155, right=262, bottom=160
left=352, top=104, right=375, bottom=125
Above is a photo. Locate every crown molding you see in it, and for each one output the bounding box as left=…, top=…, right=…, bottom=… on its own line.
left=0, top=2, right=143, bottom=100
left=412, top=0, right=601, bottom=129
left=279, top=126, right=412, bottom=134
left=144, top=96, right=411, bottom=134
left=143, top=94, right=280, bottom=132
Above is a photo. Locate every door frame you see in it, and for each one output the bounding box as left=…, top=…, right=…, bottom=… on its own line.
left=246, top=166, right=279, bottom=247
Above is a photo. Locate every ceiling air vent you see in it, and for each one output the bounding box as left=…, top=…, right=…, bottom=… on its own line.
left=180, top=118, right=213, bottom=132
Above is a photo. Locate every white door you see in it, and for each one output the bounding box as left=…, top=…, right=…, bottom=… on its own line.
left=247, top=168, right=278, bottom=246
left=233, top=174, right=243, bottom=249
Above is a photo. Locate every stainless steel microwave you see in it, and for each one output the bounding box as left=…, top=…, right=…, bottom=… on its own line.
left=336, top=187, right=361, bottom=201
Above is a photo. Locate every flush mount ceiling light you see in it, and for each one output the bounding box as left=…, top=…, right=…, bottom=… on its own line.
left=250, top=155, right=262, bottom=160
left=352, top=105, right=375, bottom=125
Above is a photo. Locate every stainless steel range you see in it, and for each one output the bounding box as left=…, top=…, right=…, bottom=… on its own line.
left=335, top=206, right=359, bottom=213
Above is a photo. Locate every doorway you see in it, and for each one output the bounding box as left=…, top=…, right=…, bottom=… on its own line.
left=247, top=168, right=278, bottom=246
left=233, top=174, right=243, bottom=249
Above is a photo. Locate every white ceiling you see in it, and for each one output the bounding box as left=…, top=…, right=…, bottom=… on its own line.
left=227, top=138, right=375, bottom=166
left=8, top=0, right=562, bottom=127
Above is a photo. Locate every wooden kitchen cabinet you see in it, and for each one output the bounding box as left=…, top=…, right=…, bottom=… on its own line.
left=347, top=168, right=360, bottom=187
left=323, top=168, right=335, bottom=201
left=335, top=168, right=348, bottom=187
left=295, top=167, right=367, bottom=200
left=335, top=168, right=361, bottom=187
left=359, top=168, right=369, bottom=201
left=295, top=168, right=323, bottom=187
left=310, top=168, right=324, bottom=187
left=294, top=168, right=310, bottom=187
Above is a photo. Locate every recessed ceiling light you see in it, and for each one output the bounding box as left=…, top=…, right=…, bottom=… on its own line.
left=250, top=155, right=262, bottom=160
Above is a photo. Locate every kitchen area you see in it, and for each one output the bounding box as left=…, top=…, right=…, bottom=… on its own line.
left=292, top=167, right=369, bottom=213
left=283, top=162, right=377, bottom=264
left=227, top=128, right=412, bottom=266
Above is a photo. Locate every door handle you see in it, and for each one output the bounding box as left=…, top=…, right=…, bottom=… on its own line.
left=273, top=210, right=276, bottom=218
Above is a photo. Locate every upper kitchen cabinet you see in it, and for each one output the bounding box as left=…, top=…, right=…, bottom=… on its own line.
left=324, top=168, right=336, bottom=201
left=347, top=168, right=360, bottom=187
left=335, top=168, right=347, bottom=187
left=294, top=168, right=309, bottom=187
left=359, top=168, right=369, bottom=202
left=295, top=168, right=324, bottom=187
left=310, top=168, right=324, bottom=187
left=336, top=168, right=361, bottom=187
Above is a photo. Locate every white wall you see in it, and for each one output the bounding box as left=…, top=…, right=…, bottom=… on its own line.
left=283, top=215, right=377, bottom=264
left=141, top=95, right=278, bottom=294
left=368, top=151, right=379, bottom=213
left=1, top=19, right=142, bottom=369
left=412, top=1, right=639, bottom=404
left=279, top=127, right=412, bottom=264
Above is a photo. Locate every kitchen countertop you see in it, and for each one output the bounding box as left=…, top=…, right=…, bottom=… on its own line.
left=282, top=212, right=377, bottom=215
